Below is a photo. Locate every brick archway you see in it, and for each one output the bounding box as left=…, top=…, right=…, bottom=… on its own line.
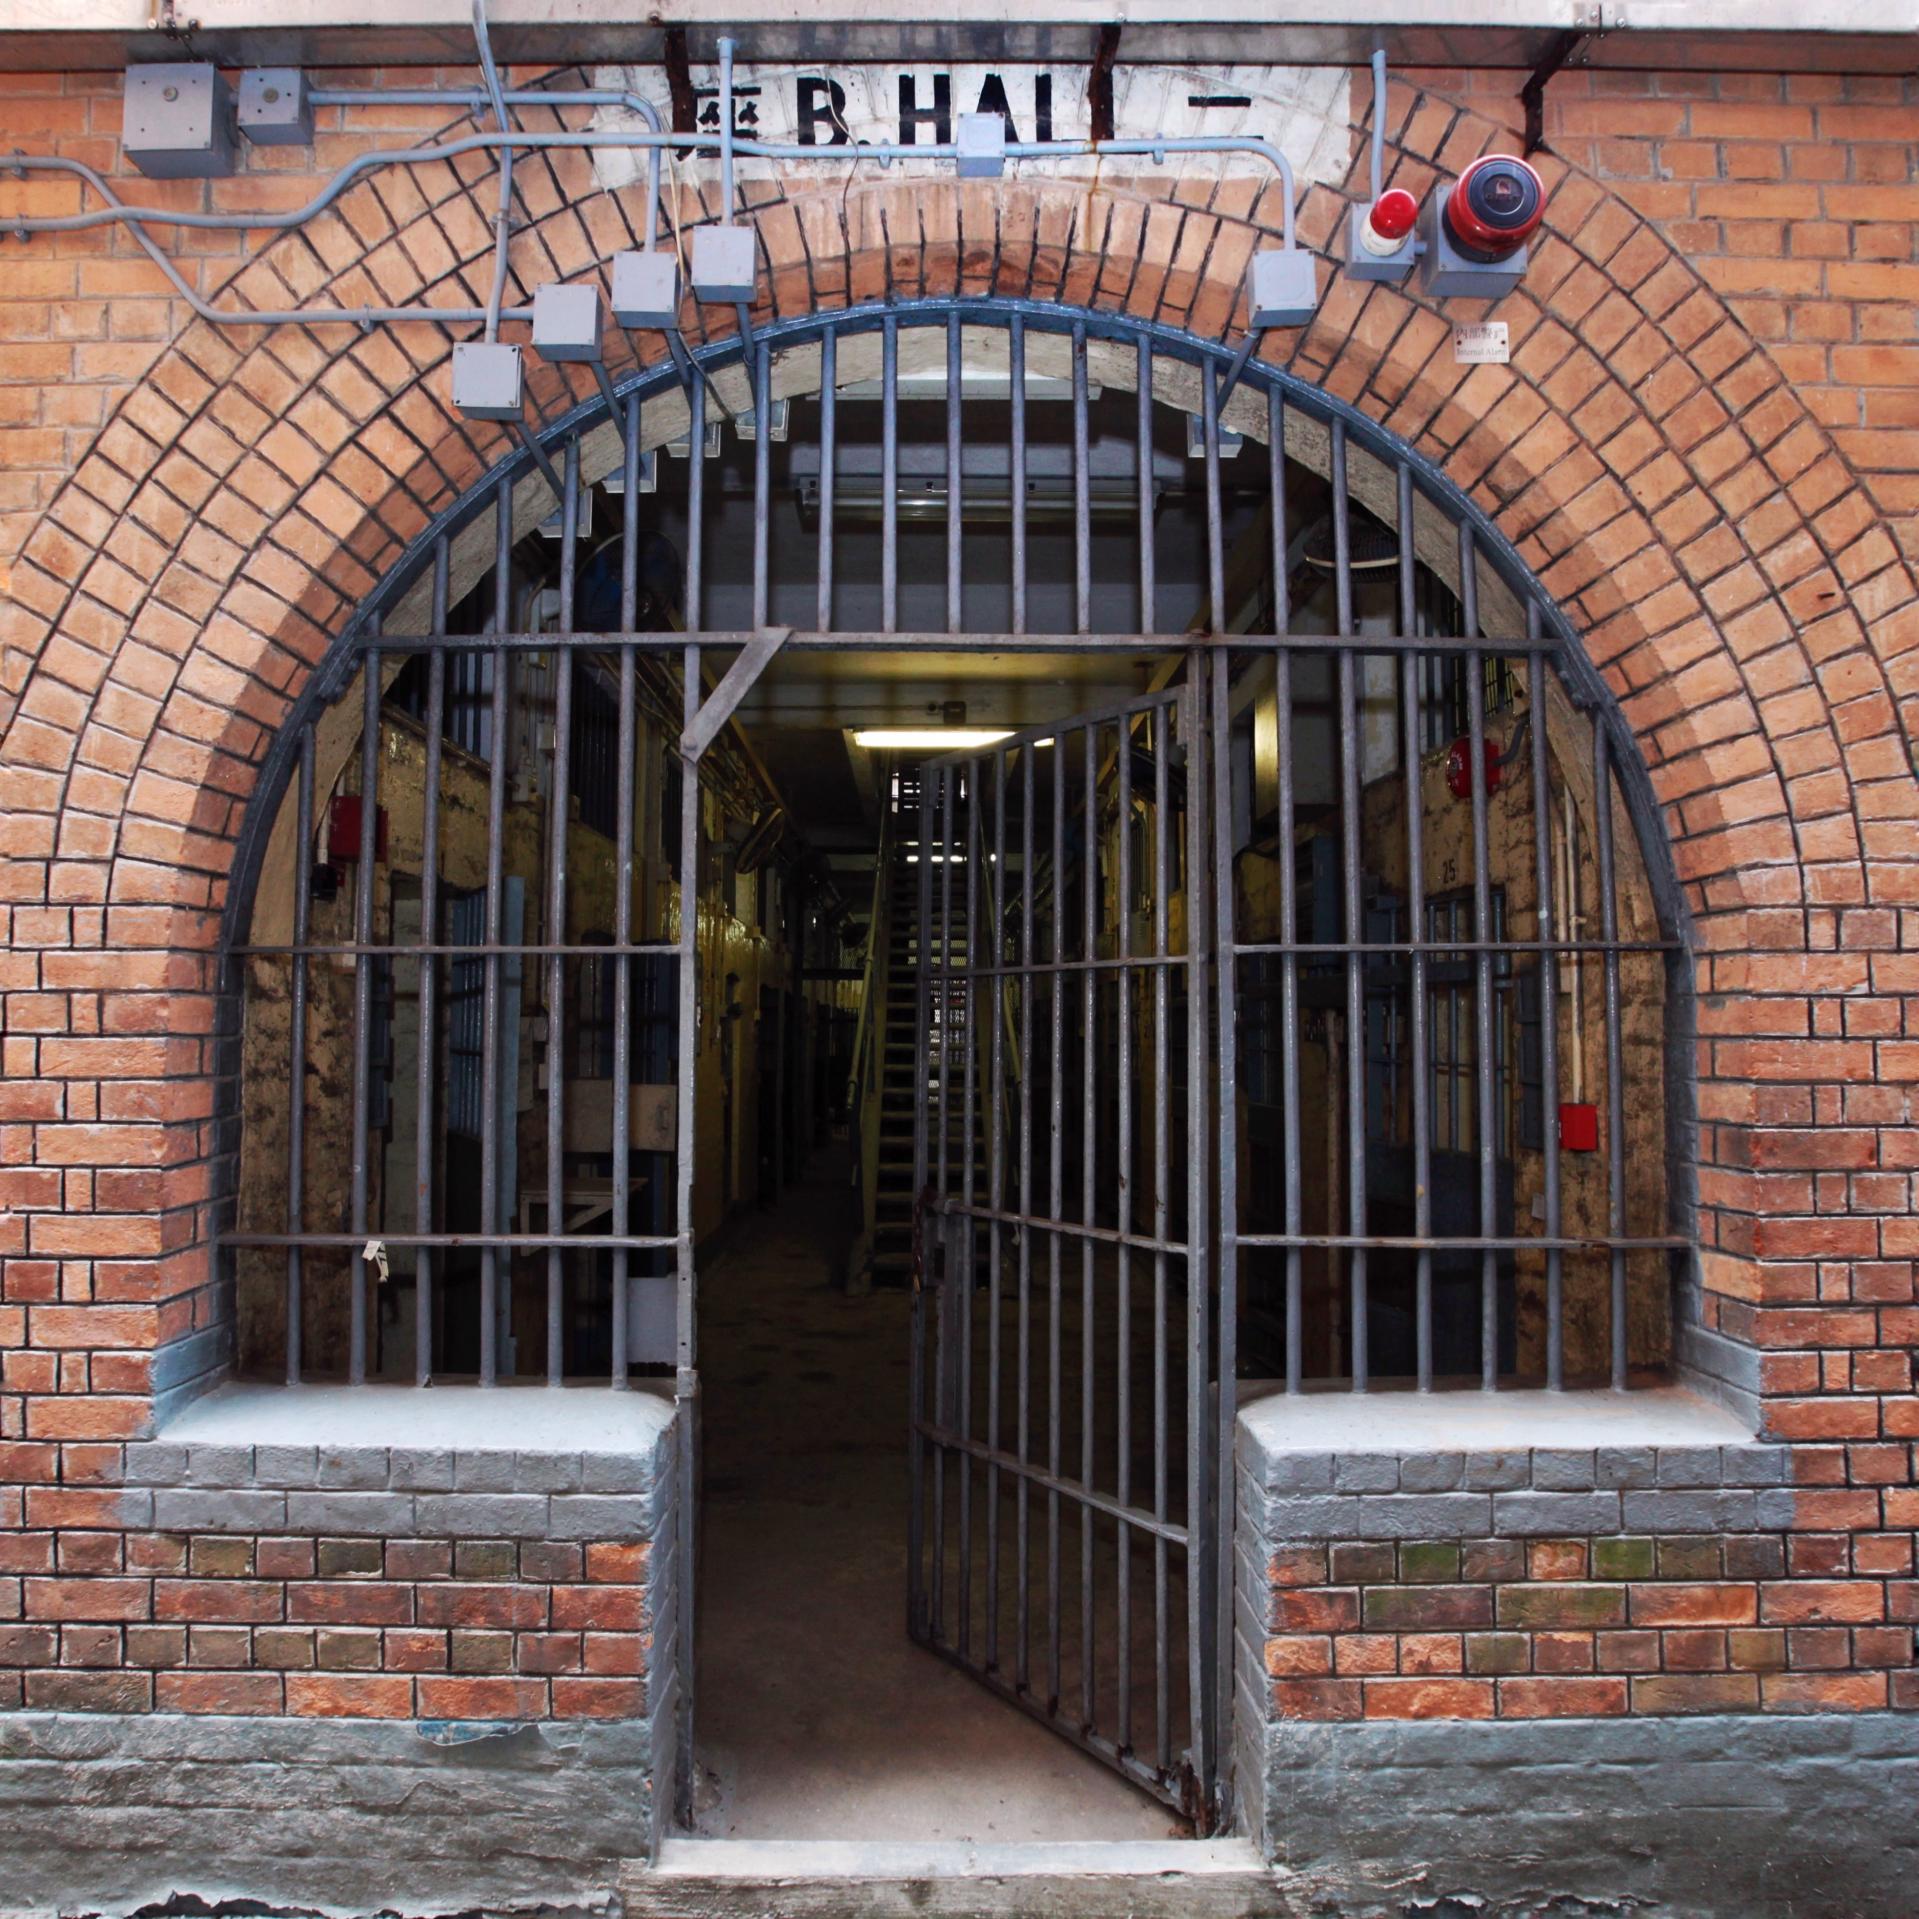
left=1, top=71, right=1914, bottom=1448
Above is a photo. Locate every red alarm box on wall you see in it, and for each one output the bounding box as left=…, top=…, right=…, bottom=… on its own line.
left=328, top=793, right=389, bottom=864
left=1559, top=1102, right=1600, bottom=1152
left=1445, top=735, right=1503, bottom=801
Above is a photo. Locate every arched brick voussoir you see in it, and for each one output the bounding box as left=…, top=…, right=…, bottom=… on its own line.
left=2, top=75, right=1915, bottom=936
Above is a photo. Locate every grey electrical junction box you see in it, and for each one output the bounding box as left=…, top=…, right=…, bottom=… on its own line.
left=533, top=283, right=605, bottom=363
left=1419, top=198, right=1529, bottom=300
left=955, top=112, right=1006, bottom=179
left=1246, top=247, right=1319, bottom=329
left=612, top=251, right=682, bottom=329
left=691, top=225, right=758, bottom=305
left=123, top=64, right=235, bottom=179
left=452, top=341, right=525, bottom=422
left=1345, top=204, right=1417, bottom=284
left=237, top=69, right=313, bottom=147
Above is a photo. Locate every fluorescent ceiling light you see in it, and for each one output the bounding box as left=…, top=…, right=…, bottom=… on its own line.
left=853, top=728, right=1013, bottom=751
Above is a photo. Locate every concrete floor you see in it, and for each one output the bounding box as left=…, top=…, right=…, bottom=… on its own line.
left=692, top=1144, right=1182, bottom=1843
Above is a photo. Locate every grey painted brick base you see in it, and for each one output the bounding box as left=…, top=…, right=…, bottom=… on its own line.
left=0, top=1711, right=658, bottom=1916
left=1253, top=1711, right=1919, bottom=1918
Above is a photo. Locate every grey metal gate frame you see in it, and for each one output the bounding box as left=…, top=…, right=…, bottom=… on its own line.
left=911, top=672, right=1223, bottom=1819
left=216, top=290, right=1693, bottom=1838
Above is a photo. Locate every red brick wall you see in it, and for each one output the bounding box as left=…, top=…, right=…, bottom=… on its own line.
left=1264, top=1533, right=1918, bottom=1721
left=2, top=1521, right=654, bottom=1718
left=0, top=53, right=1916, bottom=1725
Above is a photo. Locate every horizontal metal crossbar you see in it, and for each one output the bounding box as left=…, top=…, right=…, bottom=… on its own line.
left=1231, top=937, right=1681, bottom=957
left=914, top=1420, right=1192, bottom=1550
left=933, top=1199, right=1191, bottom=1260
left=355, top=628, right=1554, bottom=657
left=225, top=1233, right=683, bottom=1252
left=231, top=941, right=679, bottom=960
left=1233, top=1233, right=1691, bottom=1252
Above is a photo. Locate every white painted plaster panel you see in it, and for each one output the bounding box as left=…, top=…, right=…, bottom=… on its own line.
left=588, top=61, right=1352, bottom=198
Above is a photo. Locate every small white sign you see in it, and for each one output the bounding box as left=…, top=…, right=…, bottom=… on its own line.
left=1453, top=322, right=1510, bottom=366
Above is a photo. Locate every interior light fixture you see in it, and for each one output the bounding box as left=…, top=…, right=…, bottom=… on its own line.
left=853, top=728, right=1013, bottom=751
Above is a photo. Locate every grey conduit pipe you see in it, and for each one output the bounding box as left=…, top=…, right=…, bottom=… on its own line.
left=6, top=128, right=1299, bottom=331
left=471, top=0, right=515, bottom=344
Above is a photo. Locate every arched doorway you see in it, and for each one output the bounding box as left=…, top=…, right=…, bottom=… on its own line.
left=218, top=295, right=1691, bottom=1838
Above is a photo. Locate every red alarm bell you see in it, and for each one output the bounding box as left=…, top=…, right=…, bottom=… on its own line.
left=1357, top=186, right=1420, bottom=258
left=1443, top=155, right=1546, bottom=264
left=1445, top=736, right=1503, bottom=801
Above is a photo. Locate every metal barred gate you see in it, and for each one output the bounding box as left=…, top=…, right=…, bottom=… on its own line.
left=218, top=288, right=1687, bottom=1838
left=909, top=677, right=1228, bottom=1819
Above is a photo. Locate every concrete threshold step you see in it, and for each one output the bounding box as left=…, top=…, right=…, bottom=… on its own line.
left=623, top=1838, right=1282, bottom=1918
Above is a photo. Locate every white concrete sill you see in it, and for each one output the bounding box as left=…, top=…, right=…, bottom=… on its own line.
left=1236, top=1382, right=1751, bottom=1456
left=162, top=1379, right=675, bottom=1454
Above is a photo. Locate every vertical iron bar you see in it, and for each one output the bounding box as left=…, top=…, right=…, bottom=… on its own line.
left=1073, top=322, right=1091, bottom=636
left=673, top=701, right=700, bottom=1826
left=1332, top=423, right=1367, bottom=1391
left=1016, top=742, right=1035, bottom=1693
left=286, top=723, right=314, bottom=1385
left=1181, top=668, right=1215, bottom=1810
left=348, top=632, right=380, bottom=1387
left=1116, top=700, right=1134, bottom=1753
left=414, top=539, right=448, bottom=1386
left=1010, top=316, right=1028, bottom=639
left=479, top=480, right=512, bottom=1386
left=1151, top=698, right=1171, bottom=1769
left=959, top=758, right=979, bottom=1659
left=676, top=373, right=707, bottom=1625
left=985, top=751, right=1007, bottom=1671
left=674, top=370, right=707, bottom=1792
left=1137, top=336, right=1155, bottom=635
left=612, top=389, right=641, bottom=1389
left=1595, top=722, right=1628, bottom=1389
left=1398, top=464, right=1433, bottom=1392
left=910, top=757, right=936, bottom=1633
left=1203, top=358, right=1226, bottom=641
left=882, top=314, right=899, bottom=635
left=751, top=339, right=771, bottom=631
left=1462, top=528, right=1498, bottom=1391
left=1271, top=392, right=1302, bottom=1397
left=937, top=768, right=955, bottom=1206
left=947, top=313, right=964, bottom=636
left=546, top=438, right=579, bottom=1387
left=686, top=367, right=706, bottom=635
left=1527, top=615, right=1564, bottom=1389
left=1047, top=734, right=1065, bottom=1709
left=816, top=326, right=837, bottom=633
left=1194, top=378, right=1226, bottom=1813
left=1080, top=718, right=1097, bottom=1732
left=934, top=763, right=955, bottom=1640
left=1210, top=645, right=1239, bottom=1826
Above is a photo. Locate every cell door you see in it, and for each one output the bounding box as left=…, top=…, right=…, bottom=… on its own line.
left=907, top=669, right=1232, bottom=1824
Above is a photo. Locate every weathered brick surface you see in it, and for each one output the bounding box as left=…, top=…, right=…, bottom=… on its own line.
left=2, top=1425, right=679, bottom=1717
left=0, top=53, right=1916, bottom=1731
left=1239, top=1434, right=1919, bottom=1720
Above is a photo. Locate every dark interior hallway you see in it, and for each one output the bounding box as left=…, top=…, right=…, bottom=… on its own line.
left=693, top=1145, right=1179, bottom=1841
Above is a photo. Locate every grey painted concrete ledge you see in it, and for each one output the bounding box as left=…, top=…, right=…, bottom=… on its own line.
left=1249, top=1710, right=1919, bottom=1918
left=0, top=1711, right=659, bottom=1915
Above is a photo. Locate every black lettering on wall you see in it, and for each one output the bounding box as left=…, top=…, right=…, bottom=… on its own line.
left=797, top=76, right=851, bottom=146
left=898, top=72, right=953, bottom=146
left=972, top=73, right=1020, bottom=143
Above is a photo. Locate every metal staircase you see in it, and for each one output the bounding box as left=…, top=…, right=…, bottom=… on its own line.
left=848, top=767, right=985, bottom=1290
